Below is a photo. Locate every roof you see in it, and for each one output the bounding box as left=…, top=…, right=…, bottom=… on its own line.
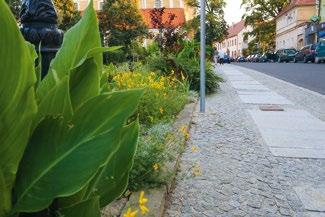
left=227, top=20, right=245, bottom=38
left=277, top=0, right=316, bottom=18
left=140, top=8, right=186, bottom=29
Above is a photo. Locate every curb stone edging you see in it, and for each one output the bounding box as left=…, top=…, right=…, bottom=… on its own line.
left=101, top=102, right=197, bottom=217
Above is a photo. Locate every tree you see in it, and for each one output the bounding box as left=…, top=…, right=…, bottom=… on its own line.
left=53, top=0, right=81, bottom=30
left=187, top=0, right=228, bottom=46
left=5, top=0, right=20, bottom=20
left=98, top=0, right=147, bottom=60
left=150, top=7, right=186, bottom=54
left=241, top=0, right=290, bottom=52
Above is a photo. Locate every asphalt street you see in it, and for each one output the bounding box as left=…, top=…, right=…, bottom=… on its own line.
left=233, top=62, right=325, bottom=95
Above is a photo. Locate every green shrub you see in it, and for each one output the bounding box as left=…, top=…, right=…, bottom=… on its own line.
left=128, top=123, right=174, bottom=191
left=144, top=40, right=223, bottom=94
left=0, top=1, right=141, bottom=217
left=109, top=71, right=189, bottom=125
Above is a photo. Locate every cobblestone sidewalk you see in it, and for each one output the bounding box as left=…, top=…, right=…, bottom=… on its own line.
left=164, top=65, right=325, bottom=217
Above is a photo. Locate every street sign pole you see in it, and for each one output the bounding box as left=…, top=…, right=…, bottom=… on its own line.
left=199, top=0, right=206, bottom=113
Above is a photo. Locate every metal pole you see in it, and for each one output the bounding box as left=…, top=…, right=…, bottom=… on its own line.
left=199, top=0, right=206, bottom=113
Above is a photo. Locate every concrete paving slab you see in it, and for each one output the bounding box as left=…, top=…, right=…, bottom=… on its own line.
left=231, top=84, right=270, bottom=91
left=238, top=91, right=293, bottom=105
left=226, top=75, right=254, bottom=81
left=231, top=80, right=261, bottom=85
left=249, top=109, right=325, bottom=158
left=307, top=212, right=325, bottom=217
left=249, top=110, right=325, bottom=130
left=270, top=148, right=325, bottom=159
left=294, top=186, right=325, bottom=212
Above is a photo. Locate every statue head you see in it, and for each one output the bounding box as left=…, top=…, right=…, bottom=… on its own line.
left=20, top=0, right=58, bottom=24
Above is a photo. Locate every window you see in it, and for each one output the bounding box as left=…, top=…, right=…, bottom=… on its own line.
left=154, top=0, right=162, bottom=8
left=74, top=2, right=79, bottom=11
left=141, top=0, right=147, bottom=8
left=98, top=1, right=104, bottom=10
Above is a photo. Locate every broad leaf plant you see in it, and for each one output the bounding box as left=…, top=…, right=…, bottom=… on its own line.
left=0, top=0, right=142, bottom=216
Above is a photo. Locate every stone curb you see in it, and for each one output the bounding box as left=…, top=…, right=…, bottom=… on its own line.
left=101, top=102, right=197, bottom=217
left=120, top=102, right=197, bottom=217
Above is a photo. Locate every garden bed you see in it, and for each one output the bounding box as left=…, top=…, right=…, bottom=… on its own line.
left=101, top=102, right=197, bottom=217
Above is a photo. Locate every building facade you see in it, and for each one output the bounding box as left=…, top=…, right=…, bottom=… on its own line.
left=215, top=21, right=251, bottom=58
left=73, top=0, right=195, bottom=25
left=275, top=0, right=316, bottom=50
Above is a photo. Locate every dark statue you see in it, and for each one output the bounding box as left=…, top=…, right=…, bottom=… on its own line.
left=20, top=0, right=64, bottom=78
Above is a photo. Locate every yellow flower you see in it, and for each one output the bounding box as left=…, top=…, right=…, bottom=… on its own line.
left=140, top=205, right=149, bottom=215
left=191, top=145, right=199, bottom=153
left=192, top=163, right=201, bottom=177
left=179, top=125, right=190, bottom=140
left=153, top=163, right=159, bottom=171
left=159, top=107, right=164, bottom=114
left=181, top=72, right=185, bottom=81
left=123, top=208, right=138, bottom=217
left=139, top=191, right=149, bottom=215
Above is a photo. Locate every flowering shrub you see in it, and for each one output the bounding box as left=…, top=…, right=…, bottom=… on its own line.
left=128, top=123, right=174, bottom=191
left=110, top=71, right=188, bottom=125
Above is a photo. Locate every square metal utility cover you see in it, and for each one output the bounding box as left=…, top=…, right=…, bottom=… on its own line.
left=259, top=105, right=284, bottom=112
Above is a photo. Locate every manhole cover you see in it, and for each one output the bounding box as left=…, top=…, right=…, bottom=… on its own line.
left=259, top=105, right=284, bottom=111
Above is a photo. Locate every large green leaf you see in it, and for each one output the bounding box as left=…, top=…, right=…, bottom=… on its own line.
left=58, top=197, right=100, bottom=217
left=37, top=0, right=102, bottom=101
left=0, top=169, right=10, bottom=217
left=0, top=1, right=37, bottom=214
left=69, top=58, right=98, bottom=110
left=13, top=89, right=143, bottom=212
left=33, top=76, right=73, bottom=129
left=69, top=47, right=122, bottom=110
left=14, top=116, right=120, bottom=213
left=84, top=121, right=140, bottom=207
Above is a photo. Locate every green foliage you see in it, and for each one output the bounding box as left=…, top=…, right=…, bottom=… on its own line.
left=145, top=41, right=223, bottom=94
left=187, top=0, right=228, bottom=46
left=53, top=0, right=81, bottom=30
left=108, top=69, right=189, bottom=125
left=242, top=0, right=290, bottom=52
left=98, top=0, right=148, bottom=62
left=128, top=123, right=174, bottom=191
left=0, top=1, right=142, bottom=217
left=4, top=0, right=20, bottom=19
left=0, top=2, right=37, bottom=215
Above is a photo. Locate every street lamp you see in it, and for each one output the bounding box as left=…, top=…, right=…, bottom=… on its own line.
left=200, top=0, right=206, bottom=113
left=20, top=0, right=64, bottom=78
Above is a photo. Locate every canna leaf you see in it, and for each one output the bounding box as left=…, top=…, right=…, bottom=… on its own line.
left=37, top=0, right=102, bottom=101
left=69, top=46, right=122, bottom=110
left=0, top=168, right=10, bottom=217
left=85, top=121, right=140, bottom=207
left=33, top=76, right=73, bottom=130
left=0, top=1, right=37, bottom=215
left=69, top=58, right=98, bottom=110
left=14, top=89, right=143, bottom=212
left=58, top=197, right=101, bottom=217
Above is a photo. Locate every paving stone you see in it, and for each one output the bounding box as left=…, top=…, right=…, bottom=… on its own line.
left=294, top=186, right=325, bottom=212
left=164, top=65, right=325, bottom=217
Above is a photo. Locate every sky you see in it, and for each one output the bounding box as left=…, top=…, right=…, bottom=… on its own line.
left=224, top=0, right=245, bottom=25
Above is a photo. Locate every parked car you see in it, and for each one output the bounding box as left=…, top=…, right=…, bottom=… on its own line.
left=275, top=48, right=297, bottom=63
left=315, top=39, right=325, bottom=63
left=294, top=44, right=317, bottom=63
left=237, top=56, right=246, bottom=62
left=259, top=52, right=277, bottom=62
left=223, top=55, right=231, bottom=63
left=252, top=54, right=262, bottom=62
